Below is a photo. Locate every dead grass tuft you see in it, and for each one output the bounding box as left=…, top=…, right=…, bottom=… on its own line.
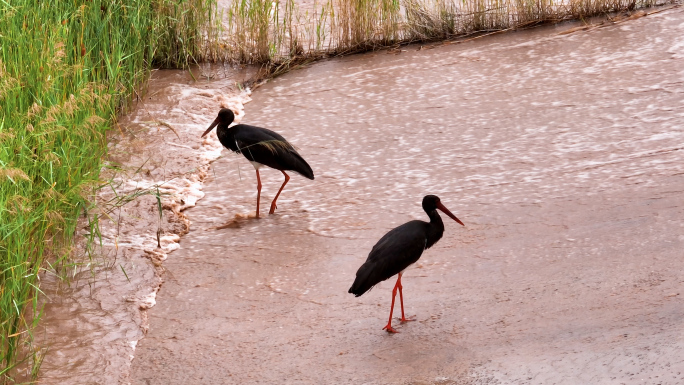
left=220, top=0, right=669, bottom=75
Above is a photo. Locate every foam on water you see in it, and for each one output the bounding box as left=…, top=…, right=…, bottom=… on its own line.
left=101, top=88, right=251, bottom=257
left=106, top=88, right=253, bottom=326
left=37, top=68, right=255, bottom=384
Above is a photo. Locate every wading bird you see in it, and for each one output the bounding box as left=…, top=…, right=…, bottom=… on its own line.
left=348, top=195, right=464, bottom=333
left=201, top=108, right=314, bottom=218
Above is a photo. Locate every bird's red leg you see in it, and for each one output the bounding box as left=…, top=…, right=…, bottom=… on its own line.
left=396, top=273, right=415, bottom=323
left=382, top=277, right=400, bottom=333
left=269, top=171, right=290, bottom=214
left=255, top=169, right=262, bottom=218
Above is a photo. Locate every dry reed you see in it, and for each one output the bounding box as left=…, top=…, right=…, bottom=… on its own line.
left=221, top=0, right=667, bottom=68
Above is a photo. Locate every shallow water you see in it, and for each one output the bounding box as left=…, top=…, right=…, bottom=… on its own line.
left=34, top=65, right=253, bottom=384
left=38, top=6, right=684, bottom=384
left=128, top=7, right=684, bottom=384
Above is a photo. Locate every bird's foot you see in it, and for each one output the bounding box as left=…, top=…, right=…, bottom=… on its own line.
left=400, top=315, right=416, bottom=323
left=382, top=324, right=399, bottom=333
left=269, top=203, right=277, bottom=214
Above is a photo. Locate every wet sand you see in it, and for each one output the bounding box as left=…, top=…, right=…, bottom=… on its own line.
left=127, top=6, right=684, bottom=385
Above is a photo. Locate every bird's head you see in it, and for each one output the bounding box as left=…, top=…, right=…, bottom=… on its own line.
left=201, top=108, right=236, bottom=138
left=422, top=195, right=464, bottom=226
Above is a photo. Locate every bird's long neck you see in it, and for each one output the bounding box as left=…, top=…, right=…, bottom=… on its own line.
left=216, top=123, right=239, bottom=152
left=425, top=209, right=445, bottom=249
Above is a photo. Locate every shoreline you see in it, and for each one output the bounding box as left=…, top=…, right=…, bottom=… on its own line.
left=34, top=65, right=254, bottom=384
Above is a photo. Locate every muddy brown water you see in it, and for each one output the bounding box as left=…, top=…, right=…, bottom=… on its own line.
left=34, top=66, right=255, bottom=384
left=38, top=6, right=684, bottom=385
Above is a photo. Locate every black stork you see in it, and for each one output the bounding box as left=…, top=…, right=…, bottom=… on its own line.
left=348, top=195, right=464, bottom=333
left=201, top=108, right=314, bottom=218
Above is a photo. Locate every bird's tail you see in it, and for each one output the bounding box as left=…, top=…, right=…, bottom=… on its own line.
left=348, top=261, right=378, bottom=297
left=289, top=150, right=314, bottom=180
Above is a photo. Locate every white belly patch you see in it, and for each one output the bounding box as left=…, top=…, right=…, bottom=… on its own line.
left=250, top=161, right=265, bottom=170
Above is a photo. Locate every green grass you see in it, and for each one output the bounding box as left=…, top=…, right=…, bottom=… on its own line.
left=0, top=0, right=219, bottom=382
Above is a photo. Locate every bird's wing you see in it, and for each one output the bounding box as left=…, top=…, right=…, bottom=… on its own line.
left=349, top=221, right=427, bottom=296
left=232, top=125, right=314, bottom=179
left=367, top=221, right=427, bottom=276
left=232, top=124, right=294, bottom=153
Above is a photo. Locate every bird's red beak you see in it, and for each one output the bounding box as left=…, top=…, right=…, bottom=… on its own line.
left=436, top=202, right=465, bottom=226
left=201, top=117, right=220, bottom=138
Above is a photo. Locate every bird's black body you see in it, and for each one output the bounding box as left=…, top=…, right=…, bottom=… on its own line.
left=348, top=195, right=464, bottom=333
left=210, top=110, right=314, bottom=180
left=349, top=196, right=447, bottom=297
left=201, top=108, right=314, bottom=217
